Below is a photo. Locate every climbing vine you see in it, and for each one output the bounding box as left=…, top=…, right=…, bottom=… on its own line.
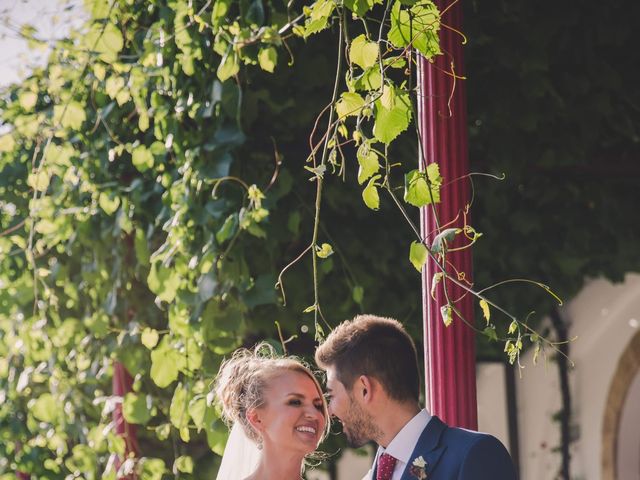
left=0, top=0, right=573, bottom=478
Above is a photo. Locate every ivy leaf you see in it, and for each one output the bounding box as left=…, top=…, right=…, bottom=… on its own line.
left=357, top=143, right=380, bottom=184
left=479, top=299, right=490, bottom=324
left=373, top=87, right=412, bottom=144
left=134, top=228, right=150, bottom=266
left=211, top=0, right=232, bottom=27
left=336, top=92, right=366, bottom=118
left=431, top=228, right=461, bottom=254
left=409, top=241, right=428, bottom=272
left=362, top=174, right=381, bottom=210
left=440, top=304, right=453, bottom=327
left=131, top=145, right=154, bottom=172
left=316, top=243, right=334, bottom=258
left=258, top=47, right=277, bottom=73
left=141, top=328, right=159, bottom=349
left=353, top=67, right=382, bottom=91
left=123, top=393, right=151, bottom=425
left=350, top=34, right=379, bottom=70
left=404, top=164, right=441, bottom=206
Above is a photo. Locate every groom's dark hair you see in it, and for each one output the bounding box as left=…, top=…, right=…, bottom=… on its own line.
left=315, top=314, right=420, bottom=403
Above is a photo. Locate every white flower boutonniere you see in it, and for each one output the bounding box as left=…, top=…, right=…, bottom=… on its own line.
left=410, top=455, right=428, bottom=479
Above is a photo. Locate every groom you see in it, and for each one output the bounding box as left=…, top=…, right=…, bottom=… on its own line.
left=315, top=314, right=517, bottom=480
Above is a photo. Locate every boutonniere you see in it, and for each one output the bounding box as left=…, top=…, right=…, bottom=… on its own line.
left=409, top=455, right=428, bottom=479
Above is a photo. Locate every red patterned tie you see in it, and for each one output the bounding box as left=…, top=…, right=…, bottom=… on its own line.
left=376, top=453, right=397, bottom=480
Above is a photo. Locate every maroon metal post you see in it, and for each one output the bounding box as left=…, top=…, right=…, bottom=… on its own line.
left=417, top=0, right=478, bottom=429
left=112, top=362, right=139, bottom=479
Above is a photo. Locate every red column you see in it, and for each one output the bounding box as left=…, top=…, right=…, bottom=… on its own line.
left=112, top=362, right=139, bottom=478
left=418, top=0, right=478, bottom=429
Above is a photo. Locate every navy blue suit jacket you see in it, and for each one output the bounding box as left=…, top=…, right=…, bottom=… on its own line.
left=371, top=416, right=517, bottom=480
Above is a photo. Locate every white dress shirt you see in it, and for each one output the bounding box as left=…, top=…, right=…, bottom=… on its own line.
left=370, top=409, right=432, bottom=480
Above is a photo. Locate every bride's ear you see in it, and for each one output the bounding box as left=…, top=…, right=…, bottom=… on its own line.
left=246, top=408, right=264, bottom=432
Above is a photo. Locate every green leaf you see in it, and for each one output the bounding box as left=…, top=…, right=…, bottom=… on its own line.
left=147, top=263, right=180, bottom=303
left=170, top=383, right=189, bottom=429
left=479, top=299, right=490, bottom=324
left=483, top=326, right=498, bottom=342
left=409, top=241, right=428, bottom=272
left=139, top=458, right=166, bottom=480
left=316, top=243, right=334, bottom=258
left=303, top=304, right=317, bottom=313
left=174, top=456, right=194, bottom=474
left=404, top=168, right=440, bottom=207
left=0, top=134, right=15, bottom=152
left=27, top=169, right=50, bottom=192
left=362, top=174, right=380, bottom=210
left=32, top=393, right=58, bottom=423
left=353, top=67, right=382, bottom=91
left=131, top=145, right=154, bottom=172
left=150, top=341, right=181, bottom=388
left=211, top=0, right=232, bottom=27
left=352, top=285, right=364, bottom=304
left=508, top=320, right=518, bottom=334
left=54, top=101, right=86, bottom=130
left=134, top=228, right=150, bottom=266
left=19, top=91, right=37, bottom=111
left=350, top=34, right=379, bottom=70
left=357, top=143, right=380, bottom=184
left=217, top=49, right=239, bottom=82
left=141, top=328, right=159, bottom=349
left=303, top=0, right=335, bottom=37
left=387, top=0, right=441, bottom=59
left=98, top=192, right=121, bottom=215
left=258, top=47, right=278, bottom=73
left=431, top=228, right=461, bottom=254
left=123, top=393, right=151, bottom=425
left=216, top=214, right=238, bottom=244
left=336, top=92, right=366, bottom=118
left=344, top=0, right=381, bottom=17
left=373, top=87, right=412, bottom=144
left=440, top=304, right=453, bottom=327
left=188, top=395, right=207, bottom=432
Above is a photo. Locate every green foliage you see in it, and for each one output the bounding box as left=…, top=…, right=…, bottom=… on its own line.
left=0, top=0, right=439, bottom=476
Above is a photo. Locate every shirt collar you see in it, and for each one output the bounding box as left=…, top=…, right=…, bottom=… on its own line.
left=378, top=409, right=432, bottom=464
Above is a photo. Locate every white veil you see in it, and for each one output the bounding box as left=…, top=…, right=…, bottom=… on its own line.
left=216, top=423, right=261, bottom=480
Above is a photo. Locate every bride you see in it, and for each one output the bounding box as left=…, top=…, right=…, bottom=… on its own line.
left=213, top=344, right=329, bottom=480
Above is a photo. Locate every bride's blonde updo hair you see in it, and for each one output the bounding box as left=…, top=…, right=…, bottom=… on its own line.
left=213, top=343, right=329, bottom=444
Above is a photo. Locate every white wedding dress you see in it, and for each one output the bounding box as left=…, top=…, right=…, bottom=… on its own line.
left=216, top=423, right=261, bottom=480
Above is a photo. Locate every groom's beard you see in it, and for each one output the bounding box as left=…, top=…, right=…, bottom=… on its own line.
left=342, top=397, right=382, bottom=448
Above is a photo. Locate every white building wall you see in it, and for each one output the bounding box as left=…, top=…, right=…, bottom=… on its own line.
left=478, top=274, right=640, bottom=480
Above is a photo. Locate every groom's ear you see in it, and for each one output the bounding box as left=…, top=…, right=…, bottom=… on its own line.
left=356, top=375, right=374, bottom=404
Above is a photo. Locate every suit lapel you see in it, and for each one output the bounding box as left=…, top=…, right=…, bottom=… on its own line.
left=400, top=416, right=448, bottom=480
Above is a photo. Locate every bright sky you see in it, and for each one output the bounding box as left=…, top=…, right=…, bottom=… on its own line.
left=0, top=0, right=86, bottom=88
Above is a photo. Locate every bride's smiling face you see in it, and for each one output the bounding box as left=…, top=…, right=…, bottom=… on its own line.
left=249, top=370, right=326, bottom=453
